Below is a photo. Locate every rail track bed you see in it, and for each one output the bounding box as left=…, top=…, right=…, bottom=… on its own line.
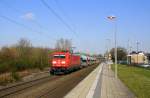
left=0, top=64, right=98, bottom=98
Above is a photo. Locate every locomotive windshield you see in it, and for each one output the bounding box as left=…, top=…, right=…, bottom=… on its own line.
left=53, top=55, right=65, bottom=59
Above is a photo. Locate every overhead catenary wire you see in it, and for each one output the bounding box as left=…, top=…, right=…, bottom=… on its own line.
left=53, top=0, right=87, bottom=47
left=0, top=14, right=59, bottom=41
left=0, top=14, right=42, bottom=34
left=40, top=0, right=79, bottom=50
left=0, top=0, right=50, bottom=32
left=0, top=0, right=81, bottom=49
left=40, top=0, right=78, bottom=36
left=54, top=0, right=76, bottom=32
left=0, top=0, right=59, bottom=41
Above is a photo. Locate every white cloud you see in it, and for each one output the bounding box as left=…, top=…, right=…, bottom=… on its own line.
left=21, top=12, right=35, bottom=20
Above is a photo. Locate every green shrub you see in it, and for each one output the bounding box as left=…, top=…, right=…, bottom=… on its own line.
left=0, top=39, right=52, bottom=73
left=0, top=63, right=10, bottom=73
left=11, top=71, right=20, bottom=81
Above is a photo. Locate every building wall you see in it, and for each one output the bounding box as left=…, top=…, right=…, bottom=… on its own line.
left=128, top=53, right=148, bottom=64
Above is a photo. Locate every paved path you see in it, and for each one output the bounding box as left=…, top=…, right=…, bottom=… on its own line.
left=65, top=63, right=136, bottom=98
left=65, top=64, right=103, bottom=98
left=94, top=63, right=136, bottom=98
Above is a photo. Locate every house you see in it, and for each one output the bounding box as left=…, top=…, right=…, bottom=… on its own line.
left=127, top=51, right=148, bottom=65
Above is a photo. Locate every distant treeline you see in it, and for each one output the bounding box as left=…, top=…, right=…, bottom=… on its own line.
left=0, top=39, right=53, bottom=74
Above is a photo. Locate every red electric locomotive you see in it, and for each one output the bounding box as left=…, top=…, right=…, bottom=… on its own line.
left=50, top=51, right=81, bottom=74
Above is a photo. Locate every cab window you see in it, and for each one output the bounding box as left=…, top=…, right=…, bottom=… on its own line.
left=53, top=55, right=65, bottom=59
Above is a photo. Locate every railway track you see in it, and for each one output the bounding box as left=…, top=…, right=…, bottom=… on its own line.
left=37, top=64, right=98, bottom=98
left=37, top=76, right=79, bottom=98
left=0, top=64, right=99, bottom=98
left=0, top=74, right=59, bottom=98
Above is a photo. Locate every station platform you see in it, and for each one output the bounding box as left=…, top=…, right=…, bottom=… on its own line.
left=65, top=63, right=136, bottom=98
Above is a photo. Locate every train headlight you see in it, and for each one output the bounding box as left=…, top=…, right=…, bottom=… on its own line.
left=61, top=61, right=66, bottom=64
left=52, top=61, right=57, bottom=64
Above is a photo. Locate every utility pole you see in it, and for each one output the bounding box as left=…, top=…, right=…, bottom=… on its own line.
left=136, top=42, right=140, bottom=64
left=128, top=46, right=132, bottom=65
left=127, top=39, right=130, bottom=64
left=130, top=46, right=132, bottom=54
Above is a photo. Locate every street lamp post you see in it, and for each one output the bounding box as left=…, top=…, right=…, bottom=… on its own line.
left=107, top=15, right=117, bottom=78
left=106, top=39, right=111, bottom=61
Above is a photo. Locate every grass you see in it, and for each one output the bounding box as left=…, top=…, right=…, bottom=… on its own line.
left=112, top=64, right=150, bottom=98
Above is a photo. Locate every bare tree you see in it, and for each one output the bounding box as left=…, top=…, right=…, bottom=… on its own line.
left=17, top=38, right=32, bottom=48
left=16, top=38, right=32, bottom=56
left=55, top=38, right=72, bottom=50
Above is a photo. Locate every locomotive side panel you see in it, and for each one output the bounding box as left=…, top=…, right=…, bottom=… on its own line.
left=50, top=51, right=81, bottom=74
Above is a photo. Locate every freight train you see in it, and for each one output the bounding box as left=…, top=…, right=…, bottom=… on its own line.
left=50, top=51, right=98, bottom=74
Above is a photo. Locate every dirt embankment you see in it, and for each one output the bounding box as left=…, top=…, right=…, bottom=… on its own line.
left=0, top=67, right=49, bottom=86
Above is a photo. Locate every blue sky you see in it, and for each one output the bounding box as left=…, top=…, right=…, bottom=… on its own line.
left=0, top=0, right=150, bottom=54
